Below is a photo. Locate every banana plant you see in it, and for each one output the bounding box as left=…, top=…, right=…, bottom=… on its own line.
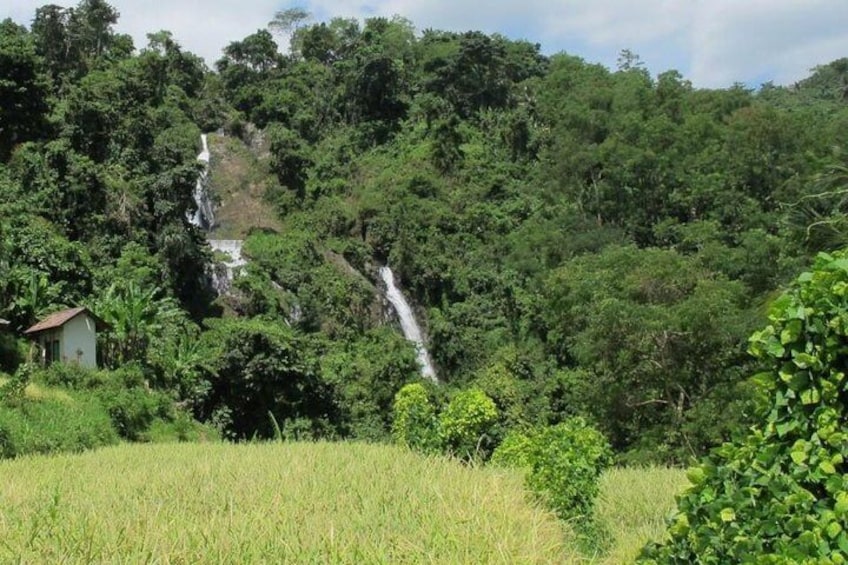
left=95, top=281, right=166, bottom=367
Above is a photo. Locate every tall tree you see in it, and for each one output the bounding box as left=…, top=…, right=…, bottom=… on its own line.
left=0, top=19, right=49, bottom=160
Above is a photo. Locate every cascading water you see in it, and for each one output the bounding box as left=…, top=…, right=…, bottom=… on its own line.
left=190, top=134, right=215, bottom=230
left=208, top=239, right=246, bottom=294
left=379, top=266, right=438, bottom=382
left=189, top=133, right=244, bottom=294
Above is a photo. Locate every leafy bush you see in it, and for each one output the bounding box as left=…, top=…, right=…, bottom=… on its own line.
left=0, top=363, right=34, bottom=403
left=492, top=418, right=613, bottom=523
left=321, top=328, right=421, bottom=441
left=438, top=388, right=498, bottom=459
left=199, top=318, right=334, bottom=440
left=391, top=383, right=439, bottom=452
left=38, top=363, right=171, bottom=441
left=527, top=420, right=613, bottom=523
left=96, top=385, right=172, bottom=441
left=489, top=428, right=536, bottom=468
left=0, top=393, right=118, bottom=458
left=0, top=332, right=22, bottom=373
left=144, top=412, right=221, bottom=443
left=40, top=361, right=100, bottom=388
left=641, top=251, right=848, bottom=563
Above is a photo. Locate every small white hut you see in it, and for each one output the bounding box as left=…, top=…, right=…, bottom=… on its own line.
left=24, top=307, right=107, bottom=369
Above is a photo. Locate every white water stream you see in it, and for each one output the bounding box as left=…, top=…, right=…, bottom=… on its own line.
left=190, top=134, right=244, bottom=294
left=379, top=266, right=438, bottom=382
left=208, top=239, right=246, bottom=294
left=190, top=134, right=216, bottom=230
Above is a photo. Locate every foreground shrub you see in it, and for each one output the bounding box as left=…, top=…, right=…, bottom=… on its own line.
left=392, top=383, right=439, bottom=452
left=438, top=388, right=498, bottom=459
left=490, top=428, right=536, bottom=468
left=96, top=385, right=172, bottom=441
left=0, top=363, right=34, bottom=403
left=39, top=361, right=98, bottom=389
left=0, top=394, right=118, bottom=458
left=492, top=418, right=613, bottom=523
left=391, top=385, right=500, bottom=460
left=641, top=251, right=848, bottom=563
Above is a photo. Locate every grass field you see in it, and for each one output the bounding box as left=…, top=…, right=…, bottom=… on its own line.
left=595, top=466, right=690, bottom=562
left=0, top=442, right=686, bottom=563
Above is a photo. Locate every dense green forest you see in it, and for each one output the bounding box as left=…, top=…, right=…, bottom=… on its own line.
left=3, top=0, right=848, bottom=465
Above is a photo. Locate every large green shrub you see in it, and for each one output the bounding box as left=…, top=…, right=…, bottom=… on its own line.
left=200, top=318, right=334, bottom=440
left=0, top=363, right=34, bottom=403
left=391, top=382, right=439, bottom=452
left=438, top=388, right=498, bottom=459
left=492, top=418, right=612, bottom=522
left=39, top=363, right=172, bottom=440
left=0, top=332, right=22, bottom=373
left=0, top=394, right=118, bottom=458
left=96, top=385, right=172, bottom=441
left=641, top=251, right=848, bottom=563
left=489, top=427, right=536, bottom=468
left=39, top=361, right=99, bottom=388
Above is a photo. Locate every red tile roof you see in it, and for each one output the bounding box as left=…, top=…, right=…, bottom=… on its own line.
left=24, top=307, right=106, bottom=335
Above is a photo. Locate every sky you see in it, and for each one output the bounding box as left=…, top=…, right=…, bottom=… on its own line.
left=7, top=0, right=848, bottom=88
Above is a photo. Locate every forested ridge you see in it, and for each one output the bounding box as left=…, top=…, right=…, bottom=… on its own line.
left=3, top=0, right=848, bottom=465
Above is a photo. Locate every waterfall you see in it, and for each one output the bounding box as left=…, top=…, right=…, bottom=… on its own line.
left=379, top=266, right=438, bottom=382
left=188, top=133, right=244, bottom=294
left=209, top=239, right=246, bottom=294
left=190, top=133, right=215, bottom=230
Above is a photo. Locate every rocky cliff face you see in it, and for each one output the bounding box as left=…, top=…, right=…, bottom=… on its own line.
left=205, top=129, right=282, bottom=240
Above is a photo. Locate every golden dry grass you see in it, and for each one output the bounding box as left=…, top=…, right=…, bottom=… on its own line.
left=594, top=466, right=689, bottom=563
left=0, top=439, right=689, bottom=563
left=0, top=442, right=575, bottom=563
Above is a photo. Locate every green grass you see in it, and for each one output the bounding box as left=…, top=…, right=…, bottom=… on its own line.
left=595, top=466, right=689, bottom=563
left=0, top=376, right=73, bottom=403
left=0, top=442, right=687, bottom=563
left=0, top=382, right=119, bottom=458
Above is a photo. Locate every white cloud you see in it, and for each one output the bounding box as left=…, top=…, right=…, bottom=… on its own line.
left=7, top=0, right=848, bottom=87
left=689, top=0, right=848, bottom=86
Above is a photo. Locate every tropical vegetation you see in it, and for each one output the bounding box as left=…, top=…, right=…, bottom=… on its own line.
left=3, top=1, right=848, bottom=561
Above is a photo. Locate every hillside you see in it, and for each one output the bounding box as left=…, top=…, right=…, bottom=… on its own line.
left=0, top=442, right=685, bottom=563
left=4, top=0, right=848, bottom=466
left=206, top=130, right=282, bottom=239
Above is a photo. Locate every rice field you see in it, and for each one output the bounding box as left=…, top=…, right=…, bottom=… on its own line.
left=595, top=466, right=690, bottom=563
left=0, top=442, right=573, bottom=563
left=0, top=442, right=687, bottom=563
